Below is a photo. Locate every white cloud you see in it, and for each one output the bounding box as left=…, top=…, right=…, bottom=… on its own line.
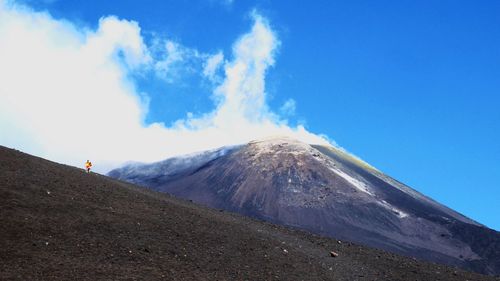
left=202, top=51, right=224, bottom=82
left=88, top=16, right=151, bottom=69
left=0, top=1, right=151, bottom=170
left=161, top=13, right=330, bottom=150
left=0, top=1, right=331, bottom=173
left=153, top=40, right=203, bottom=82
left=280, top=98, right=296, bottom=116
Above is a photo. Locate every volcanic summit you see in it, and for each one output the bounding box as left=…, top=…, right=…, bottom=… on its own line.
left=109, top=137, right=500, bottom=275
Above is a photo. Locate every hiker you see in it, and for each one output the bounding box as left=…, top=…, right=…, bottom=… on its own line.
left=85, top=160, right=92, bottom=173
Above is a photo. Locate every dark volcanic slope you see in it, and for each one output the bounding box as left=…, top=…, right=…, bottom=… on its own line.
left=109, top=137, right=500, bottom=276
left=1, top=147, right=498, bottom=281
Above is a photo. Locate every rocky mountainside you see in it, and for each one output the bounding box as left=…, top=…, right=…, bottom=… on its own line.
left=109, top=137, right=500, bottom=276
left=4, top=145, right=500, bottom=280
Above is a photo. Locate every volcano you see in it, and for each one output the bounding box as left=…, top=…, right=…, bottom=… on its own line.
left=5, top=145, right=500, bottom=280
left=109, top=137, right=500, bottom=275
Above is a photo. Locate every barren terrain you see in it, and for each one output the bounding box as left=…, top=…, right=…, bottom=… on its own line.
left=1, top=146, right=498, bottom=281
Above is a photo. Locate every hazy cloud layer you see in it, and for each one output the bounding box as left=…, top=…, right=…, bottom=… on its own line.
left=0, top=1, right=330, bottom=172
left=203, top=51, right=224, bottom=83
left=280, top=99, right=297, bottom=116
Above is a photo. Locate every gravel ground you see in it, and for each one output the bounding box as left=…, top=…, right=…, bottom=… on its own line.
left=1, top=146, right=499, bottom=281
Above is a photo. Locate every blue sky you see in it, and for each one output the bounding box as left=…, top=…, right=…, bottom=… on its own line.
left=1, top=0, right=499, bottom=231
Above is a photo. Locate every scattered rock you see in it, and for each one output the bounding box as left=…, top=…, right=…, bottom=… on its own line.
left=2, top=146, right=497, bottom=281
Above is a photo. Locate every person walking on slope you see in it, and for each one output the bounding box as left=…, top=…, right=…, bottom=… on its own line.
left=85, top=160, right=92, bottom=173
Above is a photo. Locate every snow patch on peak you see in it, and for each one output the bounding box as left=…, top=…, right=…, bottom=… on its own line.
left=328, top=166, right=374, bottom=196
left=378, top=200, right=409, bottom=218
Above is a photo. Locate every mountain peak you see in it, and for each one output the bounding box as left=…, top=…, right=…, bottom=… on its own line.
left=4, top=145, right=497, bottom=280
left=109, top=140, right=500, bottom=275
left=250, top=135, right=304, bottom=143
left=248, top=136, right=316, bottom=157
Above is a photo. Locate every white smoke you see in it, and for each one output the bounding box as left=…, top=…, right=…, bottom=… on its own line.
left=0, top=1, right=331, bottom=172
left=280, top=99, right=297, bottom=116
left=203, top=51, right=224, bottom=82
